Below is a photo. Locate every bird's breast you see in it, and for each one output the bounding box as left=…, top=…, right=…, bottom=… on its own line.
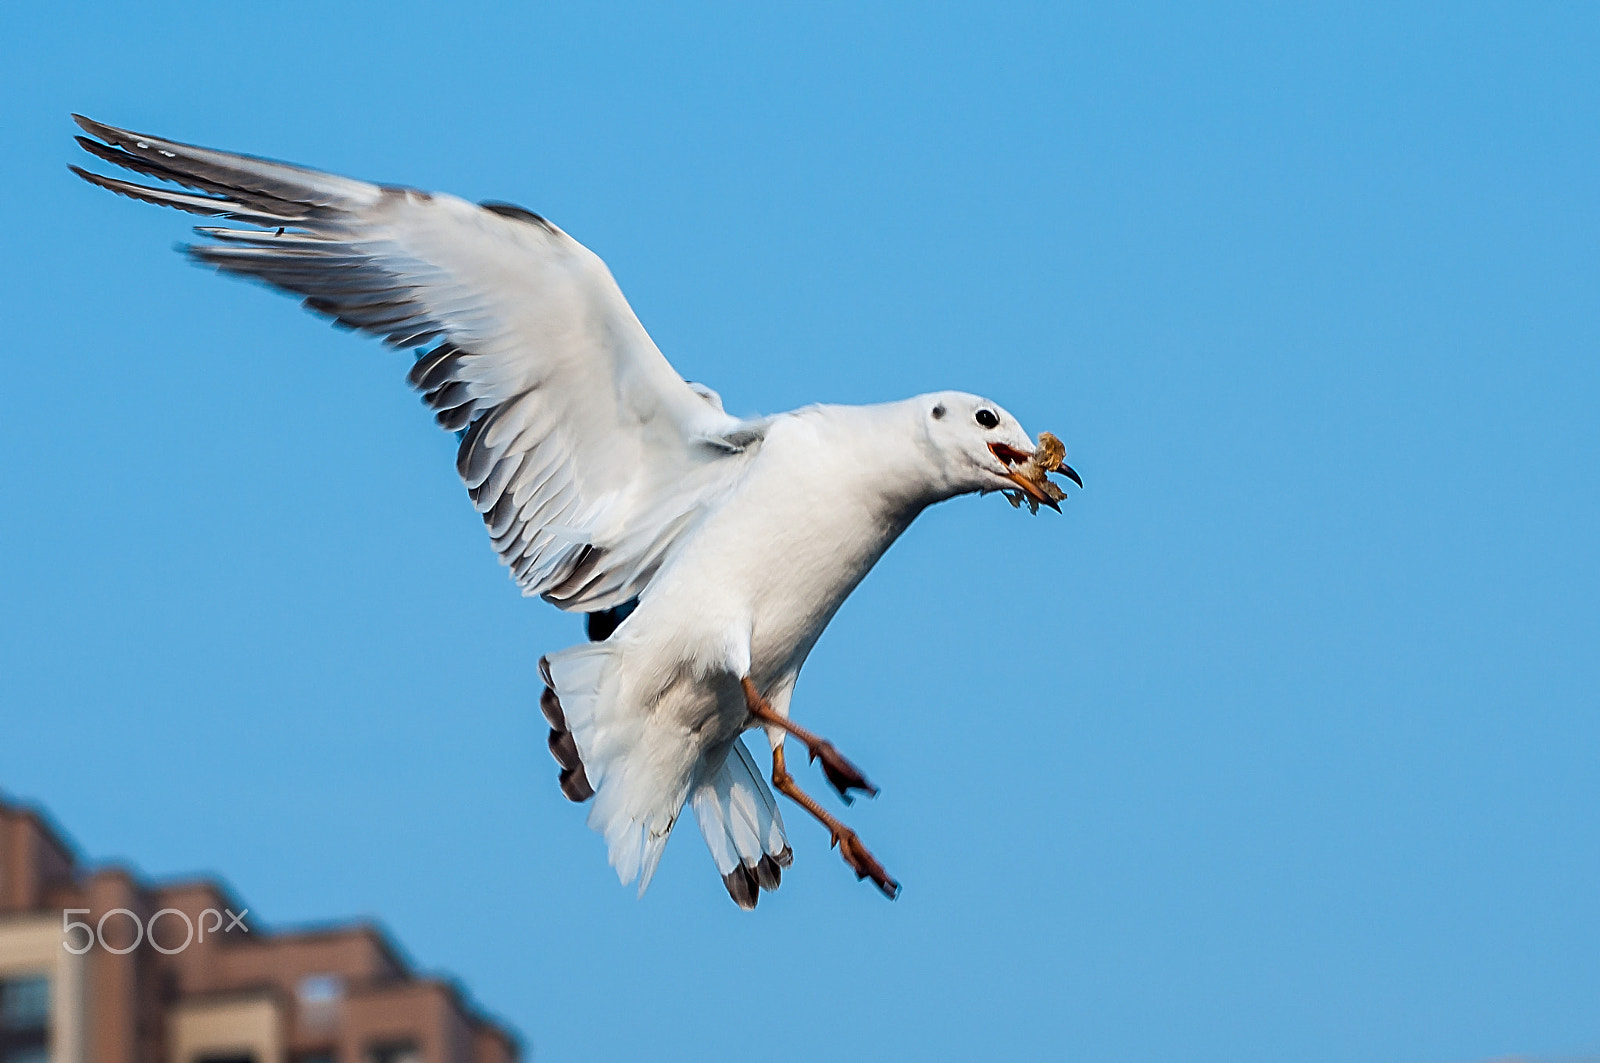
left=644, top=421, right=923, bottom=682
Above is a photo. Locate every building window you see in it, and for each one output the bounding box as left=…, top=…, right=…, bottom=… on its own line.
left=0, top=975, right=49, bottom=1063
left=297, top=974, right=344, bottom=1034
left=297, top=976, right=343, bottom=1005
left=366, top=1041, right=421, bottom=1063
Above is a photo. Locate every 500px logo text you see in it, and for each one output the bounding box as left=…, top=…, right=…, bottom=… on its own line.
left=61, top=907, right=249, bottom=955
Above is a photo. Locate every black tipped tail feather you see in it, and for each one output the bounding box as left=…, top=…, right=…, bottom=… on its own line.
left=720, top=848, right=793, bottom=910
left=538, top=658, right=593, bottom=803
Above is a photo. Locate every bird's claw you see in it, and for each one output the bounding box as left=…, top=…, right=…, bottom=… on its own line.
left=833, top=830, right=900, bottom=900
left=809, top=740, right=878, bottom=803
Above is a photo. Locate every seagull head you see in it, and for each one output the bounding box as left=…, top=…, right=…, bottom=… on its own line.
left=916, top=392, right=1082, bottom=512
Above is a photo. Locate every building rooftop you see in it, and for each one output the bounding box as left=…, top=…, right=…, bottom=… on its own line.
left=0, top=792, right=522, bottom=1063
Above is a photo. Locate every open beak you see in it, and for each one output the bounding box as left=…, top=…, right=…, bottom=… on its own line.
left=989, top=440, right=1082, bottom=513
left=1000, top=466, right=1062, bottom=511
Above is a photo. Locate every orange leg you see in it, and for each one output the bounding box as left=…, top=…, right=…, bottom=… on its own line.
left=740, top=677, right=879, bottom=802
left=742, top=677, right=899, bottom=899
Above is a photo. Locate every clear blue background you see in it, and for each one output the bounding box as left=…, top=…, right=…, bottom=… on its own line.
left=2, top=3, right=1597, bottom=1061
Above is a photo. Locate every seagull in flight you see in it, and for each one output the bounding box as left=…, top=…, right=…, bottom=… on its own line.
left=70, top=115, right=1081, bottom=908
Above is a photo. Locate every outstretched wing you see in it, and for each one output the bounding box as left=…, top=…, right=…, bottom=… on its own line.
left=71, top=115, right=761, bottom=611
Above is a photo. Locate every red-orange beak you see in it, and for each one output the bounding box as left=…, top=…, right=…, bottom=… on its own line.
left=988, top=440, right=1081, bottom=513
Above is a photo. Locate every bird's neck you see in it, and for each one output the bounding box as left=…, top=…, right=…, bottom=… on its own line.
left=806, top=401, right=955, bottom=524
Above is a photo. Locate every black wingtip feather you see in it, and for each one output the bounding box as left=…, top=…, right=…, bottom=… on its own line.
left=75, top=134, right=306, bottom=217
left=74, top=134, right=121, bottom=162
left=72, top=114, right=123, bottom=144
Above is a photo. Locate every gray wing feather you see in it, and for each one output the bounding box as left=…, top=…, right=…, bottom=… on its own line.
left=72, top=115, right=762, bottom=610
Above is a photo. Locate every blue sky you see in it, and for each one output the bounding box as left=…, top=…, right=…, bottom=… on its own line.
left=2, top=3, right=1598, bottom=1061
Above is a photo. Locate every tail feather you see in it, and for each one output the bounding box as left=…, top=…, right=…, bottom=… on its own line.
left=540, top=684, right=594, bottom=802
left=691, top=739, right=792, bottom=910
left=540, top=643, right=680, bottom=896
left=541, top=644, right=792, bottom=906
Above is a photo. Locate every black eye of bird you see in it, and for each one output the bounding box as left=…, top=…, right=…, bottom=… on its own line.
left=975, top=409, right=999, bottom=429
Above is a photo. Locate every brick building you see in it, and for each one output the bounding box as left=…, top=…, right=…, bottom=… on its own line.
left=0, top=794, right=521, bottom=1063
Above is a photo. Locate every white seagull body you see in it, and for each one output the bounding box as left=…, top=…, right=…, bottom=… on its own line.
left=72, top=115, right=1080, bottom=907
